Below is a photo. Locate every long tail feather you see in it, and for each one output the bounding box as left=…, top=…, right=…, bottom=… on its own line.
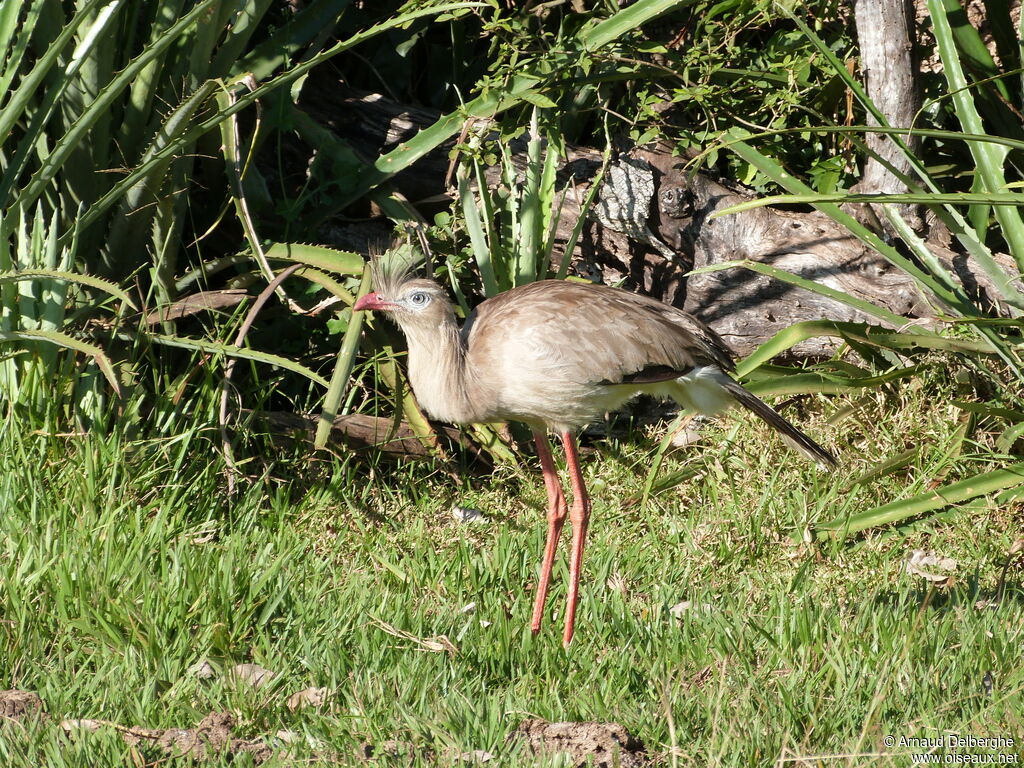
left=720, top=379, right=837, bottom=469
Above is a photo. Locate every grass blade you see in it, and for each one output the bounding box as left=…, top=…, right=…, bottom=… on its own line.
left=735, top=320, right=995, bottom=378
left=928, top=0, right=1024, bottom=270
left=812, top=462, right=1024, bottom=540
left=145, top=332, right=328, bottom=388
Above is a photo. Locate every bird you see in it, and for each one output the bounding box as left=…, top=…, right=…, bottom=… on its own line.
left=353, top=262, right=835, bottom=647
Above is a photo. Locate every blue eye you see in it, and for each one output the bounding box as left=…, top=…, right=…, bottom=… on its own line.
left=409, top=291, right=429, bottom=306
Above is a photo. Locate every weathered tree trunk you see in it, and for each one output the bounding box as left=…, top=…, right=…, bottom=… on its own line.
left=852, top=0, right=923, bottom=232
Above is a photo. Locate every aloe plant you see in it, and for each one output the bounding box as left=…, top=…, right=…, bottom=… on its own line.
left=0, top=205, right=125, bottom=423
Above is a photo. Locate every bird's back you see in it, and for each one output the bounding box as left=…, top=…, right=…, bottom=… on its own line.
left=462, top=280, right=735, bottom=431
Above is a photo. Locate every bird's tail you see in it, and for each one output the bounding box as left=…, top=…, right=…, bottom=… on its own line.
left=719, top=379, right=837, bottom=469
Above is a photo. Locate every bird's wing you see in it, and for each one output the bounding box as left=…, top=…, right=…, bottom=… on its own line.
left=463, top=280, right=735, bottom=387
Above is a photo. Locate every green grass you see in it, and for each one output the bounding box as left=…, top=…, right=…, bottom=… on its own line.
left=0, top=383, right=1022, bottom=766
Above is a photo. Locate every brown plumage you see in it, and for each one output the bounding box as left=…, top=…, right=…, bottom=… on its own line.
left=354, top=270, right=835, bottom=646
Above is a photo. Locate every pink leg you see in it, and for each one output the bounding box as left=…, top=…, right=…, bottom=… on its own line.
left=561, top=431, right=590, bottom=647
left=530, top=429, right=568, bottom=633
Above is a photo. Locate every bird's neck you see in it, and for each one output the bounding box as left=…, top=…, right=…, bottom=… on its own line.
left=402, top=315, right=481, bottom=425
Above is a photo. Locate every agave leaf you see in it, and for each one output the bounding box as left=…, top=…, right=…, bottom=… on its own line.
left=68, top=2, right=489, bottom=243
left=887, top=203, right=1024, bottom=335
left=467, top=423, right=518, bottom=465
left=36, top=211, right=66, bottom=355
left=986, top=0, right=1020, bottom=73
left=0, top=0, right=122, bottom=209
left=500, top=143, right=522, bottom=287
left=458, top=159, right=499, bottom=298
left=842, top=448, right=919, bottom=490
left=0, top=0, right=44, bottom=98
left=717, top=191, right=1024, bottom=211
left=6, top=0, right=221, bottom=233
left=209, top=0, right=274, bottom=77
left=996, top=421, right=1024, bottom=454
left=0, top=212, right=12, bottom=333
left=216, top=81, right=283, bottom=301
left=935, top=0, right=1018, bottom=134
left=928, top=0, right=1024, bottom=269
left=264, top=243, right=364, bottom=275
left=400, top=388, right=441, bottom=455
left=105, top=79, right=220, bottom=278
left=777, top=10, right=1024, bottom=309
left=0, top=329, right=119, bottom=395
left=949, top=399, right=1024, bottom=422
left=582, top=0, right=689, bottom=50
left=743, top=364, right=924, bottom=396
left=16, top=210, right=37, bottom=326
left=0, top=0, right=107, bottom=143
left=883, top=206, right=1022, bottom=370
left=538, top=121, right=562, bottom=274
left=116, top=0, right=188, bottom=161
left=640, top=412, right=692, bottom=507
left=340, top=0, right=686, bottom=209
left=558, top=139, right=612, bottom=280
left=376, top=350, right=441, bottom=455
left=726, top=125, right=1024, bottom=154
left=1, top=269, right=136, bottom=310
left=645, top=465, right=704, bottom=499
left=292, top=267, right=356, bottom=306
left=174, top=253, right=251, bottom=292
left=709, top=150, right=1024, bottom=313
left=516, top=107, right=543, bottom=286
left=225, top=0, right=351, bottom=81
left=720, top=137, right=977, bottom=314
left=719, top=136, right=1021, bottom=374
left=281, top=102, right=375, bottom=234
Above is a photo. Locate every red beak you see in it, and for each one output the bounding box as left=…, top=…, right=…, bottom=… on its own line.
left=354, top=292, right=393, bottom=312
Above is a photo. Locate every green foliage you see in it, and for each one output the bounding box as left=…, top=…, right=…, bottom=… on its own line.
left=1, top=0, right=1021, bottom=536
left=690, top=1, right=1024, bottom=536
left=0, top=205, right=125, bottom=425
left=0, top=0, right=687, bottom=440
left=5, top=2, right=1024, bottom=753
left=449, top=107, right=590, bottom=297
left=1, top=391, right=1022, bottom=766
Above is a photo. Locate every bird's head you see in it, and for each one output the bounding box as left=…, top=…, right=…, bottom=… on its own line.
left=354, top=277, right=453, bottom=329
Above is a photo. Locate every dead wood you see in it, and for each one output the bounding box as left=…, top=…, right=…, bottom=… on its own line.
left=250, top=410, right=495, bottom=470
left=143, top=289, right=249, bottom=325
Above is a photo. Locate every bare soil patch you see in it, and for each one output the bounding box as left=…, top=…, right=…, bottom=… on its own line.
left=511, top=719, right=649, bottom=767
left=0, top=689, right=45, bottom=721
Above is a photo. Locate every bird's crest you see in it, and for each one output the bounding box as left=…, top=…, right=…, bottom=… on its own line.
left=369, top=241, right=423, bottom=298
